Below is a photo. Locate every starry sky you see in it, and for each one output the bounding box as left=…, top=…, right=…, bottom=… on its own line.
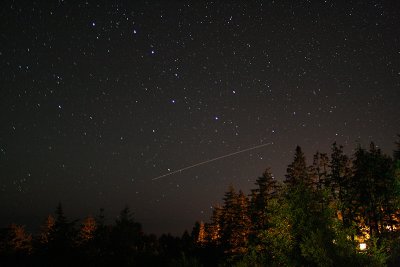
left=1, top=1, right=399, bottom=235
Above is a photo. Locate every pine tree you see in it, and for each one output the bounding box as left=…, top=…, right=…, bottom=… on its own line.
left=39, top=214, right=55, bottom=244
left=250, top=168, right=278, bottom=231
left=219, top=185, right=251, bottom=255
left=257, top=195, right=294, bottom=266
left=394, top=134, right=400, bottom=161
left=309, top=152, right=329, bottom=191
left=6, top=224, right=32, bottom=254
left=233, top=190, right=251, bottom=254
left=350, top=143, right=397, bottom=239
left=52, top=202, right=75, bottom=250
left=327, top=143, right=351, bottom=200
left=90, top=208, right=112, bottom=265
left=0, top=224, right=32, bottom=266
left=36, top=203, right=77, bottom=266
left=220, top=185, right=237, bottom=253
left=206, top=205, right=223, bottom=245
left=283, top=147, right=339, bottom=265
left=110, top=206, right=143, bottom=265
left=196, top=221, right=206, bottom=245
left=285, top=146, right=310, bottom=188
left=326, top=143, right=352, bottom=226
left=78, top=215, right=97, bottom=245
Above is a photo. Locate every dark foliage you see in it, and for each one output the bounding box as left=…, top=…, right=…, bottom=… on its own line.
left=1, top=139, right=400, bottom=266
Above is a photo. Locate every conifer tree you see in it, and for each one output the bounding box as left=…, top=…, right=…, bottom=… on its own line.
left=91, top=208, right=111, bottom=263
left=250, top=168, right=278, bottom=231
left=206, top=205, right=223, bottom=245
left=350, top=143, right=397, bottom=239
left=233, top=190, right=251, bottom=254
left=196, top=221, right=206, bottom=245
left=110, top=206, right=143, bottom=265
left=0, top=224, right=32, bottom=266
left=309, top=151, right=329, bottom=191
left=394, top=134, right=400, bottom=161
left=220, top=185, right=237, bottom=253
left=326, top=143, right=352, bottom=227
left=78, top=215, right=97, bottom=245
left=52, top=202, right=75, bottom=250
left=327, top=143, right=351, bottom=200
left=39, top=214, right=55, bottom=244
left=219, top=185, right=252, bottom=255
left=5, top=224, right=32, bottom=254
left=283, top=146, right=341, bottom=265
left=36, top=203, right=77, bottom=266
left=285, top=146, right=310, bottom=188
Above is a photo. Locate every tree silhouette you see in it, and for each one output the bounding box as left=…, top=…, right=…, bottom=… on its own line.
left=309, top=151, right=329, bottom=191
left=350, top=143, right=397, bottom=239
left=394, top=134, right=400, bottom=161
left=2, top=138, right=400, bottom=266
left=250, top=168, right=279, bottom=232
left=285, top=146, right=310, bottom=188
left=52, top=203, right=76, bottom=249
left=109, top=206, right=143, bottom=265
left=326, top=143, right=352, bottom=227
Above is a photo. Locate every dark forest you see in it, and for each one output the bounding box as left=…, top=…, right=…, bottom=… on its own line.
left=2, top=1, right=400, bottom=266
left=1, top=138, right=400, bottom=267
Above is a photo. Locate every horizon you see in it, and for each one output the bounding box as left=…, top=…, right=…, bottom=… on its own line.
left=1, top=1, right=399, bottom=236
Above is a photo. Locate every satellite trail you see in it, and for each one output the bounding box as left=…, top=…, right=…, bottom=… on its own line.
left=152, top=142, right=272, bottom=180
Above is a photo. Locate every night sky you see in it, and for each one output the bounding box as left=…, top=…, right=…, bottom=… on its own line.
left=1, top=1, right=399, bottom=235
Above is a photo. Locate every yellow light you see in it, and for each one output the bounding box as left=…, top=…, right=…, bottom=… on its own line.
left=359, top=243, right=367, bottom=251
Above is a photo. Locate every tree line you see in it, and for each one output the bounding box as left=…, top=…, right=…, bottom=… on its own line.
left=1, top=203, right=203, bottom=267
left=1, top=138, right=400, bottom=266
left=191, top=139, right=400, bottom=266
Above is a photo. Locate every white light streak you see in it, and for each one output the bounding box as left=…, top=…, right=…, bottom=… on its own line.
left=152, top=142, right=272, bottom=181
